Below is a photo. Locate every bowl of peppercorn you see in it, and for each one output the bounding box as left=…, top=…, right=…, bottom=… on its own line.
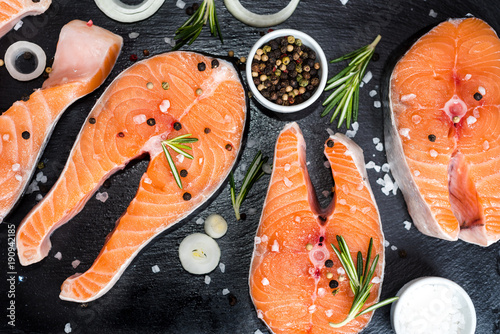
left=246, top=29, right=328, bottom=113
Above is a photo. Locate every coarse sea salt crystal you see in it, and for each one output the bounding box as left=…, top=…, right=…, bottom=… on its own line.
left=478, top=86, right=486, bottom=95
left=144, top=177, right=152, bottom=184
left=373, top=137, right=380, bottom=144
left=350, top=205, right=357, bottom=214
left=399, top=128, right=410, bottom=139
left=261, top=235, right=269, bottom=242
left=339, top=199, right=347, bottom=205
left=412, top=115, right=422, bottom=124
left=382, top=163, right=390, bottom=172
left=414, top=170, right=420, bottom=177
left=391, top=245, right=398, bottom=251
left=357, top=183, right=364, bottom=190
left=473, top=107, right=480, bottom=118
left=374, top=101, right=381, bottom=108
left=484, top=141, right=490, bottom=150
left=247, top=138, right=257, bottom=148
left=64, top=323, right=72, bottom=333
left=159, top=100, right=170, bottom=113
left=318, top=288, right=326, bottom=297
left=133, top=114, right=147, bottom=124
left=54, top=252, right=62, bottom=260
left=337, top=267, right=346, bottom=275
left=369, top=90, right=377, bottom=97
left=430, top=149, right=438, bottom=158
left=40, top=175, right=47, bottom=184
left=362, top=207, right=371, bottom=214
left=371, top=277, right=381, bottom=284
left=222, top=288, right=230, bottom=295
left=14, top=20, right=23, bottom=31
left=262, top=163, right=272, bottom=174
left=467, top=116, right=477, bottom=125
left=401, top=94, right=417, bottom=102
left=152, top=265, right=160, bottom=273
left=128, top=32, right=139, bottom=39
left=322, top=190, right=330, bottom=198
left=464, top=73, right=472, bottom=80
left=176, top=0, right=186, bottom=9
left=3, top=134, right=9, bottom=141
left=72, top=260, right=80, bottom=268
left=254, top=330, right=263, bottom=334
left=177, top=154, right=184, bottom=163
left=284, top=163, right=291, bottom=171
left=199, top=158, right=203, bottom=164
left=429, top=9, right=438, bottom=17
left=36, top=194, right=43, bottom=201
left=204, top=275, right=211, bottom=284
left=15, top=174, right=22, bottom=182
left=164, top=37, right=175, bottom=47
left=283, top=177, right=293, bottom=187
left=375, top=142, right=384, bottom=151
left=219, top=263, right=225, bottom=273
left=339, top=0, right=348, bottom=6
left=12, top=163, right=20, bottom=171
left=254, top=236, right=262, bottom=245
left=383, top=240, right=390, bottom=247
left=295, top=216, right=301, bottom=223
left=362, top=71, right=372, bottom=84
left=196, top=217, right=204, bottom=225
left=257, top=310, right=264, bottom=319
left=262, top=278, right=270, bottom=286
left=325, top=309, right=334, bottom=317
left=272, top=240, right=280, bottom=252
left=352, top=122, right=359, bottom=131
left=37, top=172, right=44, bottom=181
left=248, top=208, right=257, bottom=215
left=96, top=192, right=108, bottom=203
left=346, top=129, right=357, bottom=138
left=308, top=305, right=317, bottom=313
left=404, top=220, right=412, bottom=230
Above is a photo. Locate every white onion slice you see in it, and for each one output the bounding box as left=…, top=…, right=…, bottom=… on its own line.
left=94, top=0, right=165, bottom=23
left=4, top=41, right=46, bottom=81
left=204, top=214, right=228, bottom=239
left=179, top=233, right=221, bottom=275
left=224, top=0, right=300, bottom=27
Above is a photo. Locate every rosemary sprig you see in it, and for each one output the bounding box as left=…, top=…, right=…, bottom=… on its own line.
left=329, top=235, right=398, bottom=328
left=322, top=35, right=381, bottom=128
left=161, top=134, right=198, bottom=189
left=230, top=151, right=269, bottom=220
left=173, top=0, right=223, bottom=51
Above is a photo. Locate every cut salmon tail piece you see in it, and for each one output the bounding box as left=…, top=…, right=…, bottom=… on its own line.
left=0, top=0, right=51, bottom=39
left=14, top=20, right=123, bottom=265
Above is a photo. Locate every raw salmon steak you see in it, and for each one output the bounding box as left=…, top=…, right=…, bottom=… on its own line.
left=387, top=18, right=500, bottom=246
left=249, top=123, right=385, bottom=334
left=0, top=0, right=51, bottom=38
left=16, top=51, right=247, bottom=302
left=0, top=20, right=122, bottom=222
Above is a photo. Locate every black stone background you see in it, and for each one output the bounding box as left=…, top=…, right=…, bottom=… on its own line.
left=1, top=0, right=500, bottom=333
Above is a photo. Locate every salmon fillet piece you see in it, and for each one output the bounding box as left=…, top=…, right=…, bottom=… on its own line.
left=0, top=0, right=51, bottom=38
left=0, top=20, right=122, bottom=222
left=16, top=51, right=247, bottom=302
left=249, top=123, right=384, bottom=334
left=387, top=18, right=500, bottom=246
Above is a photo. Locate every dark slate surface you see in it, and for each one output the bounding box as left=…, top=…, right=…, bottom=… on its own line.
left=1, top=0, right=500, bottom=333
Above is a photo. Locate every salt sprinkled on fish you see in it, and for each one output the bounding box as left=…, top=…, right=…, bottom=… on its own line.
left=272, top=240, right=280, bottom=252
left=362, top=207, right=371, bottom=214
left=414, top=170, right=420, bottom=177
left=464, top=74, right=472, bottom=80
left=144, top=178, right=152, bottom=184
left=261, top=235, right=269, bottom=242
left=308, top=305, right=317, bottom=313
left=96, top=192, right=109, bottom=203
left=337, top=267, right=346, bottom=275
left=159, top=100, right=170, bottom=113
left=412, top=115, right=422, bottom=124
left=325, top=310, right=334, bottom=317
left=133, top=114, right=147, bottom=124
left=177, top=154, right=185, bottom=163
left=478, top=86, right=486, bottom=95
left=151, top=265, right=160, bottom=273
left=383, top=240, right=390, bottom=247
left=467, top=116, right=477, bottom=125
left=473, top=107, right=480, bottom=118
left=15, top=175, right=22, bottom=182
left=484, top=141, right=490, bottom=150
left=371, top=276, right=382, bottom=284
left=339, top=199, right=347, bottom=205
left=12, top=163, right=20, bottom=172
left=254, top=236, right=262, bottom=245
left=256, top=310, right=264, bottom=319
left=399, top=128, right=410, bottom=139
left=261, top=278, right=270, bottom=286
left=284, top=163, right=291, bottom=171
left=429, top=149, right=438, bottom=158
left=2, top=134, right=9, bottom=141
left=401, top=93, right=416, bottom=102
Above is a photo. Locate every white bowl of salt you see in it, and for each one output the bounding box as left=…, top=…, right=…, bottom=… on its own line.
left=390, top=276, right=476, bottom=334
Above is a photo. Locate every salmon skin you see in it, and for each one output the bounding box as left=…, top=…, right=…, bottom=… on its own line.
left=386, top=18, right=500, bottom=246
left=16, top=51, right=247, bottom=302
left=249, top=123, right=385, bottom=334
left=0, top=0, right=51, bottom=39
left=0, top=20, right=122, bottom=223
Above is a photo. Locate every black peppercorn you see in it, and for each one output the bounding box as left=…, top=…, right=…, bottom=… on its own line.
left=286, top=63, right=295, bottom=71
left=22, top=131, right=30, bottom=140
left=183, top=192, right=192, bottom=201
left=211, top=59, right=219, bottom=69
left=280, top=46, right=288, bottom=54
left=204, top=127, right=211, bottom=134
left=327, top=140, right=334, bottom=148
left=197, top=62, right=206, bottom=71
left=21, top=95, right=30, bottom=101
left=225, top=144, right=232, bottom=151
left=186, top=5, right=194, bottom=15
left=372, top=53, right=380, bottom=62
left=303, top=72, right=311, bottom=80
left=89, top=118, right=96, bottom=124
left=428, top=134, right=436, bottom=142
left=474, top=92, right=483, bottom=101
left=173, top=122, right=182, bottom=131
left=309, top=50, right=317, bottom=60
left=270, top=40, right=278, bottom=50
left=228, top=293, right=237, bottom=306
left=291, top=80, right=298, bottom=88
left=329, top=280, right=339, bottom=289
left=325, top=259, right=334, bottom=267
left=307, top=84, right=314, bottom=91
left=117, top=132, right=125, bottom=138
left=311, top=77, right=320, bottom=86
left=147, top=118, right=156, bottom=126
left=180, top=169, right=188, bottom=177
left=270, top=92, right=278, bottom=100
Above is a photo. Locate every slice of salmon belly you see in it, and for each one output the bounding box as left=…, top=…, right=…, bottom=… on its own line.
left=387, top=17, right=500, bottom=246
left=249, top=123, right=384, bottom=334
left=0, top=20, right=122, bottom=222
left=0, top=0, right=51, bottom=38
left=16, top=51, right=246, bottom=302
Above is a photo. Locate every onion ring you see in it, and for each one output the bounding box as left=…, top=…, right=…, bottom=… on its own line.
left=4, top=41, right=46, bottom=81
left=94, top=0, right=165, bottom=23
left=224, top=0, right=300, bottom=28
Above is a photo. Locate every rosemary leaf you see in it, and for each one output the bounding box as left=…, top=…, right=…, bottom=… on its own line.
left=162, top=134, right=198, bottom=189
left=322, top=35, right=381, bottom=128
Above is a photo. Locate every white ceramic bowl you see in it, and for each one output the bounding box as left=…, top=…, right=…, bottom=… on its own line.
left=391, top=276, right=476, bottom=334
left=246, top=29, right=328, bottom=113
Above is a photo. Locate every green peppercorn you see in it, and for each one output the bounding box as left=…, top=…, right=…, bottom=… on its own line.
left=263, top=45, right=272, bottom=53
left=162, top=82, right=170, bottom=90
left=287, top=36, right=295, bottom=44
left=295, top=39, right=302, bottom=46
left=282, top=56, right=290, bottom=65
left=299, top=79, right=309, bottom=87
left=296, top=64, right=303, bottom=73
left=274, top=69, right=282, bottom=76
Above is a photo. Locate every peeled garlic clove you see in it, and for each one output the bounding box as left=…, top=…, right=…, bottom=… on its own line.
left=204, top=214, right=228, bottom=239
left=178, top=233, right=220, bottom=275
